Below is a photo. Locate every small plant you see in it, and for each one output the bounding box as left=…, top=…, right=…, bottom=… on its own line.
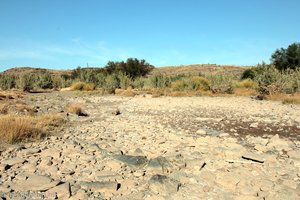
left=207, top=71, right=235, bottom=94
left=70, top=82, right=96, bottom=91
left=66, top=103, right=88, bottom=116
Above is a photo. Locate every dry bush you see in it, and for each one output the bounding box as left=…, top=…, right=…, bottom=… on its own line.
left=267, top=93, right=300, bottom=104
left=71, top=82, right=96, bottom=91
left=0, top=103, right=9, bottom=114
left=151, top=89, right=164, bottom=98
left=236, top=79, right=257, bottom=89
left=234, top=88, right=257, bottom=96
left=0, top=114, right=65, bottom=143
left=120, top=89, right=136, bottom=97
left=167, top=91, right=200, bottom=97
left=66, top=103, right=87, bottom=116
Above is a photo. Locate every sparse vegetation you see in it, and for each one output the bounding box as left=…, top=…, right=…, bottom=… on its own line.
left=0, top=114, right=65, bottom=143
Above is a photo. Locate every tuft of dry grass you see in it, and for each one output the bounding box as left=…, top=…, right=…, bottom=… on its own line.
left=236, top=79, right=257, bottom=89
left=234, top=88, right=257, bottom=96
left=267, top=93, right=300, bottom=104
left=71, top=82, right=96, bottom=91
left=0, top=114, right=65, bottom=143
left=116, top=89, right=136, bottom=97
left=66, top=103, right=88, bottom=116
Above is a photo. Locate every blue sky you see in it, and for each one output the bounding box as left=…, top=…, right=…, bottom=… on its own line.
left=0, top=0, right=299, bottom=71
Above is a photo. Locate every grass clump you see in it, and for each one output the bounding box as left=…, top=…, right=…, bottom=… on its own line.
left=66, top=103, right=88, bottom=116
left=71, top=82, right=96, bottom=91
left=0, top=114, right=65, bottom=143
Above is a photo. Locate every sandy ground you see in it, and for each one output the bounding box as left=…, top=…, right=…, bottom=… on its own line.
left=0, top=92, right=299, bottom=199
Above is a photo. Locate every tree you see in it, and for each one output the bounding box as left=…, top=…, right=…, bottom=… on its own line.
left=104, top=58, right=154, bottom=79
left=271, top=42, right=300, bottom=71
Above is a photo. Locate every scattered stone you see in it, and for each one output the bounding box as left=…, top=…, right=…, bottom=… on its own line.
left=81, top=181, right=121, bottom=193
left=114, top=155, right=148, bottom=167
left=147, top=156, right=172, bottom=173
left=11, top=174, right=59, bottom=192
left=1, top=158, right=26, bottom=166
left=149, top=174, right=181, bottom=196
left=47, top=182, right=71, bottom=199
left=196, top=129, right=207, bottom=135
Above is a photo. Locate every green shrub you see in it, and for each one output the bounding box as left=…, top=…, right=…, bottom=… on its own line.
left=148, top=73, right=171, bottom=88
left=0, top=75, right=15, bottom=90
left=241, top=68, right=256, bottom=80
left=36, top=73, right=53, bottom=89
left=171, top=80, right=187, bottom=91
left=105, top=73, right=120, bottom=90
left=187, top=76, right=209, bottom=91
left=16, top=75, right=35, bottom=92
left=207, top=72, right=235, bottom=94
left=255, top=64, right=300, bottom=96
left=132, top=77, right=145, bottom=89
left=118, top=72, right=132, bottom=89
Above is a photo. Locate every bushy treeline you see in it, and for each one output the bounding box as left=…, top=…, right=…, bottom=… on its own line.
left=0, top=58, right=154, bottom=91
left=241, top=63, right=300, bottom=97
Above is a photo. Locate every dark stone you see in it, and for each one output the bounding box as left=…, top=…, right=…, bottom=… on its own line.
left=114, top=155, right=148, bottom=167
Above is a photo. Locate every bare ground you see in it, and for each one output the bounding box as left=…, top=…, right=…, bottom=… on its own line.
left=0, top=92, right=299, bottom=199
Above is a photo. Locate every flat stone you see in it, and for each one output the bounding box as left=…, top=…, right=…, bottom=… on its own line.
left=0, top=164, right=10, bottom=171
left=1, top=158, right=26, bottom=166
left=149, top=174, right=181, bottom=196
left=40, top=148, right=61, bottom=159
left=114, top=155, right=148, bottom=167
left=18, top=148, right=40, bottom=156
left=81, top=181, right=120, bottom=193
left=196, top=129, right=207, bottom=135
left=147, top=156, right=172, bottom=173
left=11, top=174, right=59, bottom=192
left=47, top=182, right=71, bottom=199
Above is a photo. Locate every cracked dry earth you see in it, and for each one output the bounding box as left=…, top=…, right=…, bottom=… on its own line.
left=1, top=92, right=300, bottom=200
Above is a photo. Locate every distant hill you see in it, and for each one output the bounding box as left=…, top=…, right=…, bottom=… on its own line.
left=1, top=64, right=250, bottom=77
left=1, top=67, right=73, bottom=77
left=152, top=64, right=250, bottom=76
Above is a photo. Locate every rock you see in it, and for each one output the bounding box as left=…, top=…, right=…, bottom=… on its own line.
left=69, top=189, right=89, bottom=200
left=1, top=158, right=26, bottom=166
left=267, top=134, right=290, bottom=150
left=149, top=174, right=181, bottom=196
left=40, top=148, right=61, bottom=160
left=215, top=173, right=240, bottom=190
left=81, top=181, right=121, bottom=193
left=17, top=148, right=40, bottom=156
left=0, top=164, right=10, bottom=171
left=250, top=122, right=259, bottom=128
left=47, top=182, right=71, bottom=199
left=11, top=174, right=59, bottom=192
left=196, top=129, right=207, bottom=135
left=114, top=155, right=148, bottom=167
left=147, top=156, right=172, bottom=173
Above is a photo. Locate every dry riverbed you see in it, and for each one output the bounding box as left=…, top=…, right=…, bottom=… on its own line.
left=0, top=92, right=300, bottom=199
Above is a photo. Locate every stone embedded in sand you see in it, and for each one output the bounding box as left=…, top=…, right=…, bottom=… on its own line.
left=47, top=182, right=71, bottom=199
left=1, top=157, right=26, bottom=166
left=17, top=148, right=41, bottom=156
left=147, top=156, right=172, bottom=173
left=81, top=181, right=121, bottom=193
left=114, top=155, right=148, bottom=167
left=196, top=129, right=207, bottom=135
left=11, top=174, right=59, bottom=192
left=149, top=174, right=181, bottom=196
